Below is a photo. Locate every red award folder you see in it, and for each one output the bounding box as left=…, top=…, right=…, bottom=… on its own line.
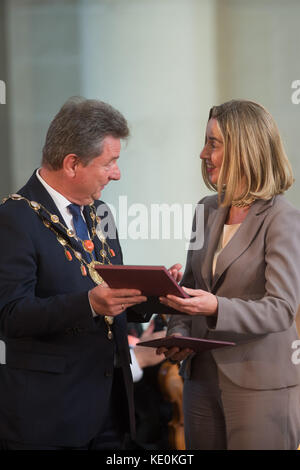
left=94, top=265, right=189, bottom=298
left=137, top=335, right=236, bottom=353
left=94, top=265, right=188, bottom=316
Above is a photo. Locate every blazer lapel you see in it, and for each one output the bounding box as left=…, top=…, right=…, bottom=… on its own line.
left=211, top=197, right=276, bottom=291
left=19, top=171, right=84, bottom=254
left=20, top=171, right=69, bottom=230
left=200, top=204, right=229, bottom=291
left=82, top=205, right=103, bottom=262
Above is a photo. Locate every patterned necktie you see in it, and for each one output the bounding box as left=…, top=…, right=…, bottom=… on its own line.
left=68, top=203, right=94, bottom=262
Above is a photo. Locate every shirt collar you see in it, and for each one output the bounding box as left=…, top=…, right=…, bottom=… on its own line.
left=36, top=168, right=75, bottom=212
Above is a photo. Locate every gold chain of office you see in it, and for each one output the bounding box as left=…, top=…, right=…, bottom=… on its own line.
left=2, top=193, right=116, bottom=339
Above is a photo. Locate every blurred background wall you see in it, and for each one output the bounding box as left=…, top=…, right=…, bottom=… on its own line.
left=0, top=0, right=299, bottom=267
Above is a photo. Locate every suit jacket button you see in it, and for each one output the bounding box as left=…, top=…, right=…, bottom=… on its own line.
left=104, top=370, right=113, bottom=377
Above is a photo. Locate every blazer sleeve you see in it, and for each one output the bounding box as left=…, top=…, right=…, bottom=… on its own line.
left=0, top=207, right=96, bottom=338
left=211, top=202, right=300, bottom=336
left=167, top=198, right=210, bottom=336
left=167, top=246, right=194, bottom=336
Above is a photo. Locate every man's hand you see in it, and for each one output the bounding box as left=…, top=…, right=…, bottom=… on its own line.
left=134, top=334, right=166, bottom=369
left=134, top=319, right=166, bottom=368
left=89, top=285, right=147, bottom=317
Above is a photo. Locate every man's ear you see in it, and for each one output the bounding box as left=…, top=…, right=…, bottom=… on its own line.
left=62, top=154, right=80, bottom=178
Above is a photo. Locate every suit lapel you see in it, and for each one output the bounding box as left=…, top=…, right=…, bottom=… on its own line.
left=82, top=205, right=103, bottom=263
left=19, top=171, right=84, bottom=255
left=200, top=204, right=229, bottom=291
left=211, top=197, right=275, bottom=291
left=20, top=172, right=66, bottom=222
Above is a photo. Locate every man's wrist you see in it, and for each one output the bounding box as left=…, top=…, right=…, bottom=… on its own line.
left=130, top=347, right=144, bottom=382
left=88, top=290, right=98, bottom=318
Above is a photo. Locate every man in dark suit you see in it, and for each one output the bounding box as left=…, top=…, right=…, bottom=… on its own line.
left=0, top=97, right=149, bottom=450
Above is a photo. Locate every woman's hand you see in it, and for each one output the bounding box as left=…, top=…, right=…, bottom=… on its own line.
left=168, top=263, right=183, bottom=283
left=156, top=333, right=193, bottom=363
left=159, top=287, right=218, bottom=316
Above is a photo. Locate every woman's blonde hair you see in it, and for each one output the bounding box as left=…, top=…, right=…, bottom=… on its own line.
left=202, top=99, right=294, bottom=206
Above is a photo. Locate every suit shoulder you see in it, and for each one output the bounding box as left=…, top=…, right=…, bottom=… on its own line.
left=0, top=198, right=39, bottom=246
left=197, top=193, right=219, bottom=209
left=0, top=197, right=34, bottom=221
left=263, top=195, right=300, bottom=237
left=272, top=194, right=300, bottom=215
left=263, top=195, right=300, bottom=225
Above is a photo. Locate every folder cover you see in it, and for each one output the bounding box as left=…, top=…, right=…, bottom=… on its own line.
left=94, top=265, right=189, bottom=298
left=94, top=265, right=188, bottom=316
left=137, top=335, right=236, bottom=353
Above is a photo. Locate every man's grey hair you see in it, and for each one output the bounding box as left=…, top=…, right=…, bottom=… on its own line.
left=42, top=96, right=130, bottom=169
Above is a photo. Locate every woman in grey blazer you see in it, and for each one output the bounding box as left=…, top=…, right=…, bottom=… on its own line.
left=158, top=100, right=300, bottom=450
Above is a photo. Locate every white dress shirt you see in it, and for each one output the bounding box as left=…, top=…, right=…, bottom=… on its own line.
left=36, top=169, right=97, bottom=316
left=36, top=169, right=138, bottom=376
left=129, top=348, right=144, bottom=383
left=36, top=168, right=83, bottom=232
